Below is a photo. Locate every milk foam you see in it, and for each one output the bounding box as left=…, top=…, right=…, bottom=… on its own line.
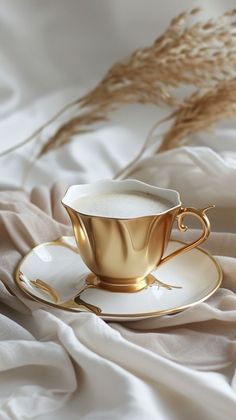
left=72, top=191, right=172, bottom=218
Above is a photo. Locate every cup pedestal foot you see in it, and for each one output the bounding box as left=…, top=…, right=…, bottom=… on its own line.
left=85, top=273, right=157, bottom=293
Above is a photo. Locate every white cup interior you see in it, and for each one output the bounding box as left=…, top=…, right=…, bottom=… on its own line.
left=62, top=179, right=181, bottom=218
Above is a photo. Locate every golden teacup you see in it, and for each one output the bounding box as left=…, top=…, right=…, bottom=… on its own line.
left=62, top=179, right=212, bottom=293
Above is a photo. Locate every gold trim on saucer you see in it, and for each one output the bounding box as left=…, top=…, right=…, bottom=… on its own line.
left=18, top=270, right=101, bottom=315
left=30, top=278, right=60, bottom=303
left=14, top=237, right=223, bottom=320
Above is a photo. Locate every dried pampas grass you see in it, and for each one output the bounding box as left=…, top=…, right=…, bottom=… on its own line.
left=116, top=78, right=236, bottom=179
left=39, top=108, right=109, bottom=156
left=158, top=78, right=236, bottom=153
left=39, top=7, right=236, bottom=156
left=2, top=8, right=236, bottom=159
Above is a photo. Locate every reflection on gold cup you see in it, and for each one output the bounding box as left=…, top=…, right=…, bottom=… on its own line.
left=62, top=180, right=212, bottom=293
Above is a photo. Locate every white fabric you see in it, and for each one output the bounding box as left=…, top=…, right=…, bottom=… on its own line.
left=0, top=1, right=236, bottom=419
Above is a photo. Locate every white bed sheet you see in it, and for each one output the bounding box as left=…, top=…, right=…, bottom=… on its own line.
left=0, top=1, right=236, bottom=419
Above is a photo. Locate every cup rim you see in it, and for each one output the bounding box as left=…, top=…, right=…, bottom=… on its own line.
left=61, top=179, right=182, bottom=220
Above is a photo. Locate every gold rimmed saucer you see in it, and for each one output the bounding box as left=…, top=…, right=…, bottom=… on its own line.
left=15, top=236, right=222, bottom=321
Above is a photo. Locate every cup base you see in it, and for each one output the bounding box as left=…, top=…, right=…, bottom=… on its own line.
left=85, top=273, right=157, bottom=293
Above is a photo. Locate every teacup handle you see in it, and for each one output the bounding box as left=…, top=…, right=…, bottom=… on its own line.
left=159, top=205, right=214, bottom=266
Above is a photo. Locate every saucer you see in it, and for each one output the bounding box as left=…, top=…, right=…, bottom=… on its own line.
left=15, top=236, right=222, bottom=322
